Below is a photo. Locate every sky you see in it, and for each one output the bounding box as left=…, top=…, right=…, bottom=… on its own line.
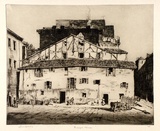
left=6, top=5, right=153, bottom=61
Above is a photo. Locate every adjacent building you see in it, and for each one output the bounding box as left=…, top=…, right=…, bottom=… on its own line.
left=134, top=53, right=153, bottom=102
left=19, top=19, right=136, bottom=105
left=7, top=28, right=27, bottom=98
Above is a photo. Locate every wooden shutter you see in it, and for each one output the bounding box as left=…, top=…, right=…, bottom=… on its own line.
left=49, top=81, right=52, bottom=89
left=67, top=78, right=70, bottom=89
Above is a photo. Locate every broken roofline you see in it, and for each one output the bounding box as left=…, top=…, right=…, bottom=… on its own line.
left=23, top=34, right=124, bottom=60
left=19, top=59, right=136, bottom=70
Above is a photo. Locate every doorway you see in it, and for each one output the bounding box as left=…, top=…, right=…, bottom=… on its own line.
left=60, top=91, right=66, bottom=103
left=103, top=94, right=109, bottom=104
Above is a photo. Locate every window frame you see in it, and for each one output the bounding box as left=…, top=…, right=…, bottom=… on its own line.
left=13, top=40, right=16, bottom=50
left=80, top=66, right=88, bottom=71
left=78, top=53, right=84, bottom=58
left=8, top=38, right=11, bottom=47
left=14, top=60, right=16, bottom=69
left=79, top=78, right=89, bottom=84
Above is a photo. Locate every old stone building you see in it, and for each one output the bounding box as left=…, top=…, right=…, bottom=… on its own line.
left=7, top=28, right=27, bottom=97
left=19, top=20, right=136, bottom=105
left=134, top=53, right=153, bottom=102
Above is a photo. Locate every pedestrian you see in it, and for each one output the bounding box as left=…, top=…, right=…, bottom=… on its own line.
left=11, top=94, right=14, bottom=107
left=30, top=95, right=35, bottom=107
left=8, top=92, right=12, bottom=107
left=13, top=97, right=16, bottom=107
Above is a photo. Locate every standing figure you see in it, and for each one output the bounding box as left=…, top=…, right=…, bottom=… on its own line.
left=13, top=97, right=16, bottom=107
left=30, top=95, right=35, bottom=107
left=8, top=92, right=12, bottom=107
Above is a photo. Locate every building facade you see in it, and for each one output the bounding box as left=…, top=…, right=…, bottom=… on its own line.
left=19, top=21, right=136, bottom=105
left=134, top=53, right=153, bottom=102
left=7, top=29, right=28, bottom=98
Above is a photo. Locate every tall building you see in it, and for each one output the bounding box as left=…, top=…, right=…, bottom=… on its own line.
left=19, top=19, right=136, bottom=105
left=7, top=29, right=27, bottom=98
left=134, top=53, right=153, bottom=102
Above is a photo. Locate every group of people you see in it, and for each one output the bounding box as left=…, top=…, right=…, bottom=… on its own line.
left=7, top=92, right=18, bottom=108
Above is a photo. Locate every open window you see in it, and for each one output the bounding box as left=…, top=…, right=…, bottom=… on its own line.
left=106, top=68, right=116, bottom=76
left=13, top=40, right=16, bottom=50
left=119, top=93, right=124, bottom=99
left=44, top=81, right=52, bottom=89
left=82, top=93, right=86, bottom=97
left=14, top=60, right=16, bottom=69
left=8, top=38, right=11, bottom=47
left=78, top=53, right=84, bottom=58
left=62, top=52, right=67, bottom=59
left=80, top=66, right=88, bottom=71
left=9, top=59, right=12, bottom=68
left=120, top=82, right=128, bottom=89
left=93, top=80, right=100, bottom=85
left=34, top=68, right=43, bottom=77
left=41, top=90, right=44, bottom=95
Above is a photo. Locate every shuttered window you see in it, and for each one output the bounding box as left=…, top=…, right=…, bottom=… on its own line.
left=44, top=81, right=52, bottom=89
left=67, top=78, right=76, bottom=89
left=79, top=78, right=89, bottom=84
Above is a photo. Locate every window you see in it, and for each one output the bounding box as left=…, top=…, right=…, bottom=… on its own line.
left=8, top=38, right=11, bottom=47
left=79, top=41, right=84, bottom=46
left=44, top=81, right=52, bottom=89
left=64, top=67, right=68, bottom=76
left=67, top=78, right=76, bottom=89
left=82, top=93, right=86, bottom=97
left=79, top=78, right=88, bottom=84
left=22, top=46, right=26, bottom=59
left=13, top=40, right=16, bottom=50
left=34, top=68, right=43, bottom=77
left=41, top=91, right=44, bottom=95
left=62, top=53, right=67, bottom=59
left=93, top=80, right=100, bottom=85
left=96, top=52, right=101, bottom=59
left=14, top=60, right=16, bottom=69
left=120, top=82, right=128, bottom=89
left=119, top=94, right=124, bottom=99
left=49, top=67, right=55, bottom=72
left=80, top=66, right=88, bottom=71
left=106, top=68, right=116, bottom=76
left=9, top=59, right=11, bottom=67
left=78, top=53, right=84, bottom=58
left=64, top=67, right=68, bottom=71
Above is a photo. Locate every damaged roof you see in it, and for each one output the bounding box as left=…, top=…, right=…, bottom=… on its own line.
left=19, top=58, right=136, bottom=70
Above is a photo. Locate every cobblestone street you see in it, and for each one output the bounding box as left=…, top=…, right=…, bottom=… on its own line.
left=7, top=104, right=153, bottom=124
